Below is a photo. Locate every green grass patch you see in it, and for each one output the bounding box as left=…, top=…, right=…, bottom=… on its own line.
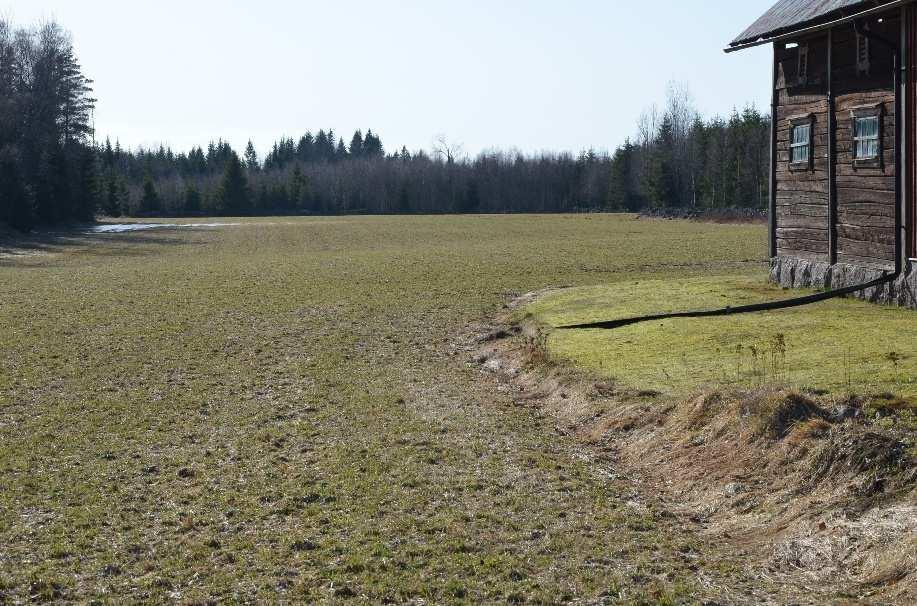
left=524, top=275, right=917, bottom=397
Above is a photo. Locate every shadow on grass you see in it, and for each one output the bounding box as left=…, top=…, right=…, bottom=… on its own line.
left=0, top=225, right=195, bottom=267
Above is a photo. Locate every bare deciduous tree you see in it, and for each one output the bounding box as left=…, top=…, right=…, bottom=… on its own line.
left=432, top=134, right=465, bottom=164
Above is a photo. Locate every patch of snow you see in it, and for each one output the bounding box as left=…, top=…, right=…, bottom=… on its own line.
left=483, top=359, right=503, bottom=373
left=90, top=223, right=240, bottom=234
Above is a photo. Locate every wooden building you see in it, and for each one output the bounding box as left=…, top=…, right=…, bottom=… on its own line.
left=729, top=0, right=916, bottom=307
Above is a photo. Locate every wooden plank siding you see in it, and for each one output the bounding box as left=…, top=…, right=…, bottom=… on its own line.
left=773, top=15, right=901, bottom=267
left=775, top=33, right=830, bottom=260
left=835, top=90, right=897, bottom=266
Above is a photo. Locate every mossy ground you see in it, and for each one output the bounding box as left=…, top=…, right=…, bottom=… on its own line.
left=524, top=275, right=917, bottom=398
left=0, top=215, right=848, bottom=603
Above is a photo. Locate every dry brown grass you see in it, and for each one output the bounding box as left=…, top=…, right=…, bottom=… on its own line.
left=474, top=309, right=917, bottom=603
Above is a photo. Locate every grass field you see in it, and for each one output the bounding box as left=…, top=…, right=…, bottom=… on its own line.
left=0, top=214, right=907, bottom=603
left=524, top=276, right=917, bottom=397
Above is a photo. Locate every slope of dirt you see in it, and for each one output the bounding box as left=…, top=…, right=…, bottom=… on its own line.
left=467, top=294, right=917, bottom=603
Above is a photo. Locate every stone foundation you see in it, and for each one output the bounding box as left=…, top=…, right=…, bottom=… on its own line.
left=769, top=257, right=917, bottom=308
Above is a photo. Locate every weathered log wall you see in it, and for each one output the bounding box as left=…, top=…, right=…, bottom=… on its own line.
left=775, top=34, right=831, bottom=261
left=774, top=16, right=903, bottom=271
left=833, top=23, right=898, bottom=267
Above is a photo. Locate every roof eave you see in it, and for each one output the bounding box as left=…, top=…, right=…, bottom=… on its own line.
left=725, top=0, right=913, bottom=53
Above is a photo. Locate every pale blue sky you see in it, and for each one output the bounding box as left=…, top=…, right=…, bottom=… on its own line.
left=5, top=0, right=775, bottom=156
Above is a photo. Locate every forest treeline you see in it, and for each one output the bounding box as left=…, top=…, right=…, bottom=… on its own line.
left=1, top=18, right=771, bottom=229
left=0, top=19, right=97, bottom=229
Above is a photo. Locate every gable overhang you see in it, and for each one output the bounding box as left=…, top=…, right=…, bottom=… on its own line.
left=725, top=0, right=913, bottom=53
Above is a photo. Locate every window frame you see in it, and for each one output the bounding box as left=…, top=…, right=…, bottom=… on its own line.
left=788, top=114, right=815, bottom=171
left=850, top=104, right=884, bottom=169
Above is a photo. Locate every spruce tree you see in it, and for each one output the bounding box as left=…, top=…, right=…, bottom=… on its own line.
left=102, top=175, right=121, bottom=216
left=461, top=180, right=480, bottom=213
left=314, top=130, right=331, bottom=162
left=349, top=130, right=364, bottom=158
left=0, top=154, right=31, bottom=229
left=184, top=184, right=202, bottom=215
left=363, top=130, right=384, bottom=157
left=73, top=145, right=99, bottom=220
left=607, top=140, right=640, bottom=211
left=289, top=165, right=303, bottom=208
left=643, top=116, right=678, bottom=208
left=244, top=141, right=259, bottom=172
left=216, top=153, right=250, bottom=215
left=296, top=133, right=315, bottom=163
left=139, top=174, right=160, bottom=215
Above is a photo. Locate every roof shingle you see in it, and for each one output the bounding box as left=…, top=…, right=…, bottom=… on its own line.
left=731, top=0, right=894, bottom=47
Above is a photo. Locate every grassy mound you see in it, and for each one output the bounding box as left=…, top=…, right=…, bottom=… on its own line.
left=521, top=276, right=917, bottom=397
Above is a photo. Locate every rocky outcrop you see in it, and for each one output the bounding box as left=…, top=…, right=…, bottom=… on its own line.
left=770, top=257, right=917, bottom=308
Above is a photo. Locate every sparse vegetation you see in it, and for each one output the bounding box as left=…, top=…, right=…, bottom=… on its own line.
left=1, top=215, right=775, bottom=603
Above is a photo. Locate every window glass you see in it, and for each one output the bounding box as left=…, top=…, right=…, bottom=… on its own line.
left=854, top=116, right=879, bottom=159
left=791, top=124, right=810, bottom=164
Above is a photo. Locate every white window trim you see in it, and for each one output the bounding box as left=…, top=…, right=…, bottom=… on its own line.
left=853, top=117, right=880, bottom=159
left=849, top=104, right=884, bottom=168
left=788, top=114, right=815, bottom=170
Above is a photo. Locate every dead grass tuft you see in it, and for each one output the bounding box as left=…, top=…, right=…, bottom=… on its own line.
left=741, top=391, right=827, bottom=440
left=809, top=431, right=912, bottom=493
left=861, top=534, right=917, bottom=591
left=521, top=323, right=556, bottom=369
left=680, top=392, right=727, bottom=429
left=785, top=418, right=832, bottom=448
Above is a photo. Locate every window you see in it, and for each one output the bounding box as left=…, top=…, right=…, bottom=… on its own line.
left=797, top=45, right=809, bottom=85
left=789, top=117, right=813, bottom=168
left=854, top=116, right=879, bottom=159
left=851, top=105, right=883, bottom=167
left=856, top=31, right=871, bottom=75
